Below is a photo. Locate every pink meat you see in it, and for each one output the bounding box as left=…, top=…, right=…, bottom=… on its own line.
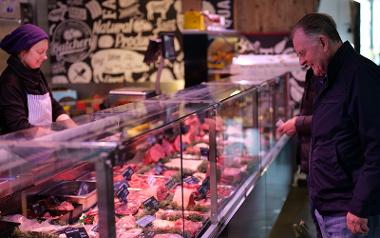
left=162, top=139, right=175, bottom=155
left=174, top=219, right=202, bottom=237
left=154, top=234, right=183, bottom=238
left=144, top=143, right=166, bottom=164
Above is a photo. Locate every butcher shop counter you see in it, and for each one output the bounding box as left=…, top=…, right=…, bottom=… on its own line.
left=0, top=80, right=291, bottom=238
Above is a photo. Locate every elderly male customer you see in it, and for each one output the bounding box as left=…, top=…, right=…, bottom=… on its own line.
left=291, top=13, right=380, bottom=238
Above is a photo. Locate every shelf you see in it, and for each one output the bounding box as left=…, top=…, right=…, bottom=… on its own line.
left=181, top=29, right=239, bottom=36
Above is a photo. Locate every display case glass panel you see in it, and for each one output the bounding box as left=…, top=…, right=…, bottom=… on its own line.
left=0, top=80, right=290, bottom=238
left=214, top=87, right=260, bottom=213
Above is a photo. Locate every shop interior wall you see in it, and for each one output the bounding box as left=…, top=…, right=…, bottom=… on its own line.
left=318, top=0, right=353, bottom=43
left=234, top=0, right=320, bottom=33
left=29, top=0, right=185, bottom=101
left=10, top=0, right=323, bottom=99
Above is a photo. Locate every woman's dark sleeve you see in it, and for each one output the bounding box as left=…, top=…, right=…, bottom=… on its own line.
left=0, top=77, right=31, bottom=132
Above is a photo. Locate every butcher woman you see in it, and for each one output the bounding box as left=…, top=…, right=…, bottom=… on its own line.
left=0, top=24, right=73, bottom=134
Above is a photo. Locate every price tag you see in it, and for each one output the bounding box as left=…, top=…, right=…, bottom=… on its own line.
left=64, top=227, right=89, bottom=238
left=165, top=178, right=177, bottom=189
left=77, top=182, right=89, bottom=196
left=181, top=143, right=187, bottom=151
left=91, top=224, right=99, bottom=232
left=147, top=136, right=156, bottom=145
left=147, top=175, right=156, bottom=187
left=198, top=176, right=210, bottom=196
left=136, top=215, right=155, bottom=228
left=200, top=147, right=209, bottom=160
left=115, top=183, right=129, bottom=204
left=183, top=176, right=200, bottom=184
left=142, top=196, right=159, bottom=211
left=154, top=162, right=164, bottom=175
left=138, top=231, right=155, bottom=238
left=32, top=202, right=46, bottom=216
left=181, top=124, right=190, bottom=134
left=122, top=167, right=134, bottom=181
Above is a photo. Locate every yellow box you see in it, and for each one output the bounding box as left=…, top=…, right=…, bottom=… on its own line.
left=184, top=11, right=205, bottom=30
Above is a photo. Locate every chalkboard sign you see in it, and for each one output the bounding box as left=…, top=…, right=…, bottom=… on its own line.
left=47, top=0, right=184, bottom=85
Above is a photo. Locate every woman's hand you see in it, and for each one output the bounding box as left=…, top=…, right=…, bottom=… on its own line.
left=56, top=114, right=77, bottom=128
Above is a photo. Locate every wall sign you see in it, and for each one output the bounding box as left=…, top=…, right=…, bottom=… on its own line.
left=203, top=0, right=234, bottom=29
left=48, top=0, right=184, bottom=85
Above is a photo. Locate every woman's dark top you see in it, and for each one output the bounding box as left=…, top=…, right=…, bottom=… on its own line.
left=0, top=55, right=64, bottom=134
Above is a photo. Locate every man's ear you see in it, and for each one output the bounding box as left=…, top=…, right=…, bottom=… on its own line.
left=319, top=35, right=329, bottom=52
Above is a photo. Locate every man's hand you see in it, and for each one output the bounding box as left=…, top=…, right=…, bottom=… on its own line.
left=347, top=212, right=369, bottom=234
left=277, top=117, right=297, bottom=136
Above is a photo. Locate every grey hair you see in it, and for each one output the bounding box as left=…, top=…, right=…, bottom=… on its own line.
left=291, top=13, right=342, bottom=43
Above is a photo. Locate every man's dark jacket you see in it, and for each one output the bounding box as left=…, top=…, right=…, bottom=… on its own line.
left=296, top=69, right=318, bottom=174
left=309, top=41, right=380, bottom=218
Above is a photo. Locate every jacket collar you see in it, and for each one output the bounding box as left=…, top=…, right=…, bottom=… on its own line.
left=326, top=41, right=356, bottom=85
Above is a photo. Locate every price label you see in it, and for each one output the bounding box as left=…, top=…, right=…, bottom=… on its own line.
left=198, top=176, right=210, bottom=196
left=181, top=124, right=190, bottom=134
left=183, top=176, right=200, bottom=184
left=136, top=215, right=155, bottom=228
left=77, top=182, right=89, bottom=196
left=165, top=178, right=177, bottom=189
left=147, top=175, right=156, bottom=187
left=91, top=224, right=99, bottom=232
left=122, top=167, right=134, bottom=181
left=147, top=136, right=156, bottom=145
left=142, top=196, right=159, bottom=211
left=200, top=147, right=209, bottom=160
left=138, top=231, right=155, bottom=238
left=64, top=227, right=89, bottom=238
left=181, top=143, right=187, bottom=151
left=115, top=183, right=129, bottom=204
left=154, top=162, right=164, bottom=175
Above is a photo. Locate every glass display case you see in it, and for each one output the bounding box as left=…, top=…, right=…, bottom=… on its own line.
left=0, top=80, right=290, bottom=238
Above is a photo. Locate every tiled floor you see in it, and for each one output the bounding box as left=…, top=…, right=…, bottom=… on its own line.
left=219, top=141, right=316, bottom=238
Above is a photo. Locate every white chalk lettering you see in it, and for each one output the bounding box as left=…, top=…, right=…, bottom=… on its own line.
left=102, top=9, right=117, bottom=19
left=119, top=4, right=142, bottom=19
left=133, top=19, right=153, bottom=33
left=114, top=33, right=151, bottom=50
left=91, top=49, right=149, bottom=83
left=68, top=6, right=87, bottom=20
left=217, top=0, right=230, bottom=9
left=51, top=36, right=97, bottom=61
left=153, top=19, right=176, bottom=35
left=119, top=0, right=138, bottom=8
left=146, top=0, right=174, bottom=20
left=98, top=35, right=115, bottom=48
left=48, top=2, right=67, bottom=22
left=102, top=0, right=116, bottom=10
left=85, top=0, right=102, bottom=19
left=216, top=0, right=232, bottom=28
left=92, top=20, right=134, bottom=34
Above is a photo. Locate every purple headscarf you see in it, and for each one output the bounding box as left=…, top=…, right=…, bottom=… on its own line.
left=0, top=24, right=48, bottom=55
